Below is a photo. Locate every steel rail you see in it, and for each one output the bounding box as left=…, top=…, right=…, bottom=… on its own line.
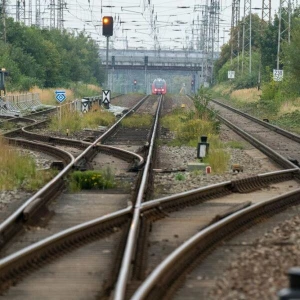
left=0, top=95, right=149, bottom=246
left=217, top=114, right=297, bottom=169
left=0, top=207, right=132, bottom=283
left=114, top=95, right=163, bottom=300
left=211, top=99, right=300, bottom=143
left=140, top=169, right=300, bottom=212
left=132, top=187, right=300, bottom=300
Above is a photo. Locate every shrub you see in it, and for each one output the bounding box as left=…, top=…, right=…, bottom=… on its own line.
left=68, top=168, right=115, bottom=191
left=175, top=173, right=185, bottom=181
left=0, top=137, right=56, bottom=190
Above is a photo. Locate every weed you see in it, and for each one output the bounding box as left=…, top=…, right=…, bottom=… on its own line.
left=0, top=137, right=56, bottom=190
left=121, top=114, right=153, bottom=128
left=226, top=140, right=245, bottom=149
left=49, top=103, right=115, bottom=133
left=68, top=167, right=115, bottom=191
left=202, top=147, right=230, bottom=174
left=175, top=173, right=185, bottom=181
left=0, top=122, right=15, bottom=131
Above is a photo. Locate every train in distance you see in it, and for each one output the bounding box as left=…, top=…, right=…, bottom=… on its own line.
left=152, top=78, right=167, bottom=95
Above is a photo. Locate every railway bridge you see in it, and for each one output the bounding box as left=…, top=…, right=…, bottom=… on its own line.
left=99, top=49, right=219, bottom=94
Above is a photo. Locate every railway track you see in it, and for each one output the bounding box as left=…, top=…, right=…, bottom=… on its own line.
left=1, top=94, right=300, bottom=299
left=0, top=94, right=162, bottom=298
left=127, top=97, right=300, bottom=299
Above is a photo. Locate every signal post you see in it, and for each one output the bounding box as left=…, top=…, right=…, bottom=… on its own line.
left=102, top=16, right=113, bottom=91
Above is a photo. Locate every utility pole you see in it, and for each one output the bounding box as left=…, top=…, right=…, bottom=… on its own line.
left=277, top=0, right=291, bottom=69
left=1, top=0, right=6, bottom=43
left=208, top=0, right=220, bottom=84
left=35, top=0, right=41, bottom=27
left=262, top=0, right=271, bottom=23
left=16, top=0, right=25, bottom=24
left=57, top=0, right=64, bottom=31
left=102, top=16, right=113, bottom=89
left=230, top=0, right=241, bottom=66
left=241, top=0, right=251, bottom=74
left=28, top=0, right=32, bottom=25
left=50, top=0, right=55, bottom=29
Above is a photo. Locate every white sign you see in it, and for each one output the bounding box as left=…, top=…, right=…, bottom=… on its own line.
left=273, top=69, right=283, bottom=81
left=102, top=90, right=111, bottom=104
left=228, top=71, right=235, bottom=79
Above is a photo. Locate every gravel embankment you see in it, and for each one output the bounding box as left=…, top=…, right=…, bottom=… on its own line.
left=153, top=123, right=281, bottom=197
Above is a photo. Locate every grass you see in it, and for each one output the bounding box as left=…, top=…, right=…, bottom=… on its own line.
left=175, top=173, right=185, bottom=181
left=48, top=103, right=115, bottom=133
left=15, top=84, right=102, bottom=106
left=161, top=108, right=230, bottom=174
left=0, top=137, right=57, bottom=191
left=225, top=140, right=245, bottom=149
left=200, top=135, right=230, bottom=174
left=212, top=84, right=300, bottom=133
left=230, top=88, right=261, bottom=103
left=121, top=114, right=153, bottom=128
left=273, top=110, right=300, bottom=134
left=0, top=121, right=15, bottom=131
left=68, top=167, right=115, bottom=191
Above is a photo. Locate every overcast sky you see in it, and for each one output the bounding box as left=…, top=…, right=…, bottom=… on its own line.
left=7, top=0, right=281, bottom=50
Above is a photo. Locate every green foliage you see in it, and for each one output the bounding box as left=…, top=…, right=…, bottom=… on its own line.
left=68, top=168, right=115, bottom=191
left=49, top=109, right=82, bottom=133
left=274, top=110, right=300, bottom=134
left=225, top=140, right=245, bottom=149
left=217, top=52, right=260, bottom=89
left=176, top=119, right=217, bottom=145
left=121, top=114, right=153, bottom=128
left=201, top=135, right=230, bottom=174
left=175, top=173, right=185, bottom=181
left=202, top=148, right=230, bottom=174
left=49, top=104, right=115, bottom=133
left=161, top=90, right=220, bottom=147
left=0, top=18, right=104, bottom=91
left=0, top=140, right=56, bottom=191
left=283, top=18, right=300, bottom=82
left=69, top=83, right=101, bottom=99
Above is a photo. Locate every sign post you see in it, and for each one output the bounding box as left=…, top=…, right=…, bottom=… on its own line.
left=228, top=71, right=235, bottom=79
left=55, top=90, right=66, bottom=124
left=102, top=90, right=111, bottom=109
left=102, top=16, right=113, bottom=90
left=273, top=69, right=283, bottom=82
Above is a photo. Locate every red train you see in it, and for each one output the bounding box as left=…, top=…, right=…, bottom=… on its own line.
left=152, top=78, right=167, bottom=95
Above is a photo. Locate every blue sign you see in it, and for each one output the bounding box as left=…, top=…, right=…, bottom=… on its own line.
left=55, top=90, right=66, bottom=103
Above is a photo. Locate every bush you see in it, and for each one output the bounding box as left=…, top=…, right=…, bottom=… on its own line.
left=68, top=168, right=115, bottom=191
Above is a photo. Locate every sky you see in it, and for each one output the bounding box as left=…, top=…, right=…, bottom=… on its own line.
left=6, top=0, right=281, bottom=50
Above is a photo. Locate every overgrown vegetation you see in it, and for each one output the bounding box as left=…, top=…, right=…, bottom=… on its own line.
left=49, top=104, right=115, bottom=133
left=0, top=18, right=105, bottom=91
left=121, top=113, right=153, bottom=128
left=273, top=110, right=300, bottom=134
left=0, top=138, right=56, bottom=190
left=214, top=7, right=300, bottom=120
left=162, top=88, right=230, bottom=173
left=68, top=168, right=115, bottom=191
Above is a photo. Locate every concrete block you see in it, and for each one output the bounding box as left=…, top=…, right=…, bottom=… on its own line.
left=187, top=162, right=208, bottom=172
